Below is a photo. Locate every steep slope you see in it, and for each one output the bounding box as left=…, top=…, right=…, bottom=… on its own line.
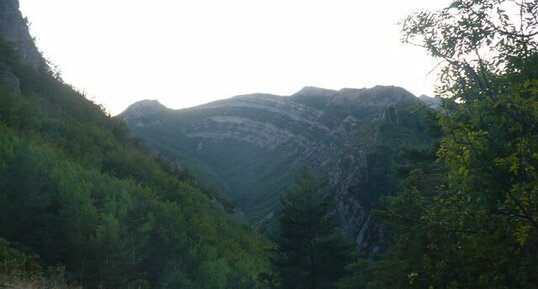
left=0, top=2, right=271, bottom=289
left=0, top=0, right=44, bottom=70
left=121, top=85, right=437, bottom=254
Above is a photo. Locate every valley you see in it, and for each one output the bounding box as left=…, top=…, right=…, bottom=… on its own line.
left=121, top=85, right=439, bottom=254
left=1, top=0, right=536, bottom=288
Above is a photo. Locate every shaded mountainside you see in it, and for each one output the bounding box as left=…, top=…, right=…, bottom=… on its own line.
left=121, top=85, right=438, bottom=254
left=0, top=0, right=44, bottom=70
left=0, top=2, right=272, bottom=289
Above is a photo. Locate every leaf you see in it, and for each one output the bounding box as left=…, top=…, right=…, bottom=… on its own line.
left=514, top=224, right=532, bottom=246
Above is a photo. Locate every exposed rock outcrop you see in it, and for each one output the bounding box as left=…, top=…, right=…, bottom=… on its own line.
left=121, top=86, right=435, bottom=256
left=0, top=0, right=44, bottom=70
left=419, top=94, right=442, bottom=109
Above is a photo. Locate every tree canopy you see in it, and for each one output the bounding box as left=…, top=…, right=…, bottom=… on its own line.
left=340, top=0, right=538, bottom=288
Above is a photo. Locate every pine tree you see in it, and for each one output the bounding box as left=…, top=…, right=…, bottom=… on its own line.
left=277, top=169, right=351, bottom=289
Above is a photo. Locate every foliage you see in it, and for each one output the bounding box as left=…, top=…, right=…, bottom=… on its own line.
left=276, top=169, right=352, bottom=289
left=0, top=237, right=75, bottom=289
left=0, top=237, right=43, bottom=286
left=401, top=0, right=538, bottom=98
left=342, top=0, right=538, bottom=288
left=0, top=37, right=273, bottom=289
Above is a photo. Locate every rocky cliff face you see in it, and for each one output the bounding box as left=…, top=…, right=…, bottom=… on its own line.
left=0, top=0, right=45, bottom=95
left=0, top=0, right=44, bottom=70
left=121, top=86, right=435, bottom=255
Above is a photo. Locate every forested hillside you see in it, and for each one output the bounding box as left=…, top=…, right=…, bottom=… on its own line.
left=120, top=85, right=439, bottom=254
left=0, top=2, right=272, bottom=288
left=1, top=0, right=536, bottom=289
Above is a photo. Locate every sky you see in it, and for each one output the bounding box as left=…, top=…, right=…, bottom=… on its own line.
left=19, top=0, right=449, bottom=115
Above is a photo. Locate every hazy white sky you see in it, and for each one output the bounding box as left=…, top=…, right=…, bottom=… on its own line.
left=19, top=0, right=449, bottom=115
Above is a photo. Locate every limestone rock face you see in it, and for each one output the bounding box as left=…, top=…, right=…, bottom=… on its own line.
left=0, top=0, right=44, bottom=70
left=419, top=94, right=442, bottom=109
left=121, top=86, right=435, bottom=256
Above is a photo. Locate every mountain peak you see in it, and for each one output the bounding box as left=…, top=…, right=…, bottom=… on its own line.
left=338, top=85, right=416, bottom=100
left=292, top=86, right=338, bottom=98
left=291, top=85, right=418, bottom=110
left=119, top=99, right=168, bottom=120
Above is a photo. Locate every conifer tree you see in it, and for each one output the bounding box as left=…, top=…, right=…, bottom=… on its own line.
left=277, top=169, right=351, bottom=289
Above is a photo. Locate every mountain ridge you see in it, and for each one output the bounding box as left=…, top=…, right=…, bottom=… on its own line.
left=124, top=85, right=424, bottom=115
left=120, top=85, right=437, bottom=255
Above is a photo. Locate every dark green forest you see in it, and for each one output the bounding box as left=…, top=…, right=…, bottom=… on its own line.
left=1, top=0, right=537, bottom=289
left=338, top=1, right=538, bottom=288
left=0, top=31, right=273, bottom=289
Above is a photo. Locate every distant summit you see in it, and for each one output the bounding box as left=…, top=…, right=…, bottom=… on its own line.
left=123, top=99, right=167, bottom=112
left=120, top=99, right=168, bottom=122
left=291, top=85, right=420, bottom=111
left=120, top=85, right=437, bottom=255
left=293, top=86, right=338, bottom=98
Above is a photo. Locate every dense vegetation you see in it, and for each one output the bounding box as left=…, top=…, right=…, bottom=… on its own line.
left=275, top=169, right=352, bottom=289
left=1, top=0, right=536, bottom=288
left=339, top=0, right=538, bottom=288
left=0, top=37, right=272, bottom=289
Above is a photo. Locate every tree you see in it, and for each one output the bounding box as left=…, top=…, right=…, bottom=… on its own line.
left=403, top=0, right=538, bottom=246
left=276, top=169, right=351, bottom=289
left=341, top=1, right=537, bottom=288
